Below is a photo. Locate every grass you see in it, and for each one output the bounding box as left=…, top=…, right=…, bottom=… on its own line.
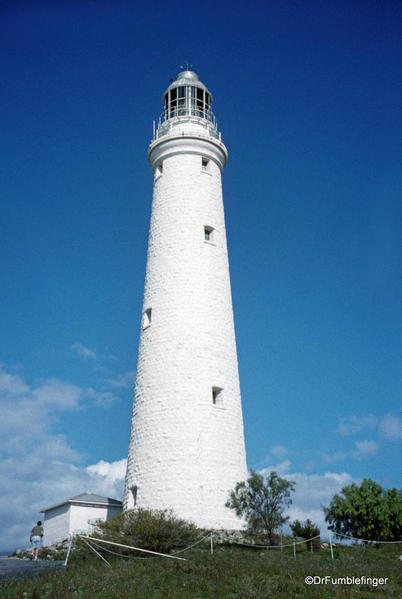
left=1, top=543, right=401, bottom=598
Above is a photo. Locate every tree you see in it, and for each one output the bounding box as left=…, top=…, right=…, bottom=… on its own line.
left=323, top=478, right=402, bottom=543
left=226, top=470, right=296, bottom=543
left=290, top=519, right=320, bottom=539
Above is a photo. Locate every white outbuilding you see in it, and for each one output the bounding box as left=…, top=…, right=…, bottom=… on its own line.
left=41, top=493, right=122, bottom=546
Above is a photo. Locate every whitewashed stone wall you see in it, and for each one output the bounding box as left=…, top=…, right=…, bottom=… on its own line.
left=68, top=504, right=121, bottom=536
left=42, top=504, right=70, bottom=546
left=124, top=121, right=247, bottom=529
left=43, top=504, right=122, bottom=545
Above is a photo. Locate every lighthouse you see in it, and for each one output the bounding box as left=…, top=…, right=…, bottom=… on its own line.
left=123, top=69, right=247, bottom=529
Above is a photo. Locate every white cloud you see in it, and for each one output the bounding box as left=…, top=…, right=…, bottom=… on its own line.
left=257, top=466, right=357, bottom=539
left=260, top=459, right=292, bottom=476
left=322, top=451, right=347, bottom=463
left=0, top=366, right=29, bottom=396
left=338, top=411, right=401, bottom=444
left=285, top=471, right=355, bottom=537
left=87, top=459, right=127, bottom=484
left=338, top=415, right=376, bottom=436
left=70, top=342, right=97, bottom=360
left=103, top=371, right=134, bottom=389
left=0, top=365, right=125, bottom=554
left=379, top=414, right=402, bottom=441
left=352, top=440, right=379, bottom=460
left=33, top=379, right=85, bottom=411
left=271, top=445, right=288, bottom=459
left=86, top=388, right=118, bottom=407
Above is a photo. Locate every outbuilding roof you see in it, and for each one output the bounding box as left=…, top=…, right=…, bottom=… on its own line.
left=41, top=492, right=122, bottom=513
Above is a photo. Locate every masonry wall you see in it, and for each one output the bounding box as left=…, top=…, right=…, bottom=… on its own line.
left=124, top=130, right=247, bottom=529
left=68, top=504, right=122, bottom=536
left=43, top=504, right=70, bottom=546
left=43, top=504, right=122, bottom=545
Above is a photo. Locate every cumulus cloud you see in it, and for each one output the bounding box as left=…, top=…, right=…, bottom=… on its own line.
left=262, top=445, right=289, bottom=466
left=0, top=365, right=125, bottom=553
left=70, top=342, right=97, bottom=360
left=322, top=441, right=379, bottom=463
left=33, top=379, right=85, bottom=411
left=87, top=459, right=127, bottom=484
left=86, top=388, right=118, bottom=407
left=271, top=445, right=288, bottom=459
left=352, top=440, right=379, bottom=460
left=257, top=465, right=357, bottom=538
left=338, top=415, right=376, bottom=436
left=0, top=366, right=29, bottom=396
left=338, top=411, right=401, bottom=443
left=103, top=371, right=134, bottom=389
left=260, top=459, right=292, bottom=476
left=0, top=454, right=126, bottom=553
left=379, top=414, right=402, bottom=441
left=322, top=451, right=348, bottom=463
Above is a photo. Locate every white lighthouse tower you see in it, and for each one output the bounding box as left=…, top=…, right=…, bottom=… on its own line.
left=123, top=69, right=247, bottom=529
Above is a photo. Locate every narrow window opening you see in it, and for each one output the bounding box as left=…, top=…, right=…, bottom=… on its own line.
left=204, top=226, right=214, bottom=242
left=154, top=162, right=163, bottom=177
left=212, top=387, right=223, bottom=405
left=130, top=485, right=138, bottom=506
left=202, top=157, right=209, bottom=171
left=142, top=308, right=152, bottom=329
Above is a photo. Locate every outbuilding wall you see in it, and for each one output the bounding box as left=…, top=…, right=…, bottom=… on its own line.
left=43, top=503, right=122, bottom=545
left=69, top=504, right=122, bottom=536
left=43, top=504, right=70, bottom=546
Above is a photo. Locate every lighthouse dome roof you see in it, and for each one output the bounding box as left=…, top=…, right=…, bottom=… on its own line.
left=163, top=70, right=212, bottom=101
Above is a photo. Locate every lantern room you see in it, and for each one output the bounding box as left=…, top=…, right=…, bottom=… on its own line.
left=162, top=70, right=213, bottom=121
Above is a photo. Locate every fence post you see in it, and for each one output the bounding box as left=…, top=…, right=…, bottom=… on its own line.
left=293, top=542, right=296, bottom=560
left=210, top=532, right=214, bottom=555
left=280, top=535, right=283, bottom=553
left=64, top=534, right=74, bottom=567
left=329, top=533, right=334, bottom=561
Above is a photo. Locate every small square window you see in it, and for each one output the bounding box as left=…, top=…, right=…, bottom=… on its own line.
left=154, top=163, right=163, bottom=177
left=142, top=308, right=152, bottom=329
left=202, top=157, right=209, bottom=171
left=204, top=226, right=214, bottom=242
left=212, top=386, right=223, bottom=405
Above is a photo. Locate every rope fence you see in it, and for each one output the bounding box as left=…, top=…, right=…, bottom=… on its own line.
left=330, top=531, right=402, bottom=544
left=65, top=529, right=402, bottom=568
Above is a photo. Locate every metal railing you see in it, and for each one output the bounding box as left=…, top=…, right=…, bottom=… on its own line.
left=152, top=108, right=220, bottom=142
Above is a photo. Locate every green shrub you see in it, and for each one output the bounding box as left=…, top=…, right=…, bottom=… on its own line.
left=95, top=508, right=202, bottom=554
left=290, top=519, right=320, bottom=539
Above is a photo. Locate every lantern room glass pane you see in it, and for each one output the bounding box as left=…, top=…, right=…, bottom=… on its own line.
left=162, top=84, right=213, bottom=123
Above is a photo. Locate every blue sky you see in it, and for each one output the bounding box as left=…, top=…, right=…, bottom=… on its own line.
left=1, top=0, right=401, bottom=551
